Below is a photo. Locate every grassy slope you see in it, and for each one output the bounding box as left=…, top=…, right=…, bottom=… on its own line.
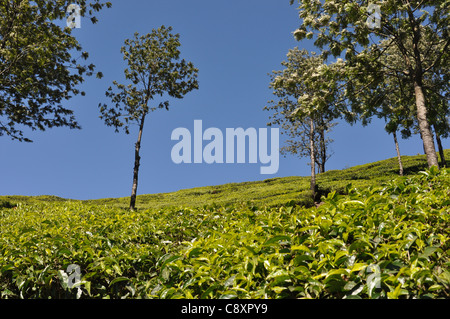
left=0, top=151, right=449, bottom=299
left=1, top=150, right=449, bottom=210
left=84, top=150, right=450, bottom=209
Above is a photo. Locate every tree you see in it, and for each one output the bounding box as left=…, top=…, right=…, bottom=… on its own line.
left=0, top=0, right=111, bottom=142
left=99, top=26, right=199, bottom=211
left=275, top=117, right=336, bottom=174
left=386, top=121, right=405, bottom=176
left=291, top=0, right=449, bottom=169
left=374, top=36, right=449, bottom=171
left=266, top=48, right=343, bottom=195
left=427, top=74, right=449, bottom=167
left=374, top=46, right=413, bottom=176
left=315, top=116, right=337, bottom=173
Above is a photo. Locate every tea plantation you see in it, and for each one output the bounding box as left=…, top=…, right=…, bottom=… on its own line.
left=0, top=153, right=449, bottom=299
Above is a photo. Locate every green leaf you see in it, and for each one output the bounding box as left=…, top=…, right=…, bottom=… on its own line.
left=366, top=273, right=382, bottom=298
left=351, top=263, right=368, bottom=273
left=389, top=284, right=401, bottom=299
left=242, top=245, right=258, bottom=255
left=263, top=235, right=291, bottom=246
left=344, top=295, right=362, bottom=299
left=267, top=269, right=289, bottom=280
left=181, top=277, right=197, bottom=290
left=109, top=277, right=129, bottom=286
left=160, top=287, right=176, bottom=299
left=291, top=245, right=310, bottom=252
left=343, top=281, right=358, bottom=292
left=158, top=253, right=183, bottom=269
left=20, top=227, right=36, bottom=235
left=272, top=286, right=287, bottom=294
left=83, top=281, right=92, bottom=297
left=343, top=200, right=365, bottom=206
left=1, top=264, right=15, bottom=273
left=219, top=293, right=238, bottom=299
left=349, top=240, right=372, bottom=253
left=223, top=275, right=236, bottom=288
left=188, top=247, right=202, bottom=258
left=293, top=254, right=314, bottom=266
left=57, top=270, right=69, bottom=290
left=326, top=269, right=349, bottom=278
left=57, top=248, right=72, bottom=256
left=419, top=246, right=441, bottom=259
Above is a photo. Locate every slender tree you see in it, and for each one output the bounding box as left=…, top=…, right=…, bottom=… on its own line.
left=385, top=121, right=404, bottom=176
left=291, top=0, right=449, bottom=169
left=0, top=0, right=111, bottom=142
left=99, top=26, right=199, bottom=211
left=316, top=116, right=337, bottom=173
left=393, top=130, right=404, bottom=176
left=266, top=48, right=343, bottom=195
left=275, top=117, right=336, bottom=174
left=374, top=52, right=411, bottom=176
left=428, top=87, right=449, bottom=167
left=434, top=126, right=447, bottom=167
left=374, top=36, right=449, bottom=171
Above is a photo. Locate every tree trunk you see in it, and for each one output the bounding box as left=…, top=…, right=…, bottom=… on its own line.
left=319, top=123, right=326, bottom=174
left=414, top=81, right=439, bottom=168
left=129, top=112, right=147, bottom=211
left=418, top=131, right=426, bottom=154
left=393, top=130, right=404, bottom=176
left=435, top=129, right=446, bottom=167
left=309, top=118, right=316, bottom=196
left=406, top=11, right=439, bottom=168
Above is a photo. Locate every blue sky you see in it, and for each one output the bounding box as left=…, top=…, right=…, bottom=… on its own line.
left=1, top=0, right=447, bottom=200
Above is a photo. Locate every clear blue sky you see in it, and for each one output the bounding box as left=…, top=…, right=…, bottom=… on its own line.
left=1, top=0, right=447, bottom=200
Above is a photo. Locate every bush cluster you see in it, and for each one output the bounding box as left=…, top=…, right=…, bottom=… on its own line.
left=0, top=168, right=448, bottom=299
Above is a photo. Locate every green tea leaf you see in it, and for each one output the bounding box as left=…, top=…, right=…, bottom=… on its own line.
left=263, top=235, right=291, bottom=246
left=109, top=277, right=129, bottom=286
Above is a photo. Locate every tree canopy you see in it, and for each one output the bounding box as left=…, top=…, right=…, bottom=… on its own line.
left=266, top=47, right=343, bottom=194
left=99, top=26, right=199, bottom=134
left=99, top=25, right=199, bottom=210
left=266, top=48, right=338, bottom=174
left=0, top=0, right=111, bottom=142
left=290, top=0, right=449, bottom=168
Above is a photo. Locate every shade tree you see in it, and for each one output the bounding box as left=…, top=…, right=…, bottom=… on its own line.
left=290, top=0, right=450, bottom=169
left=0, top=0, right=111, bottom=142
left=99, top=26, right=199, bottom=211
left=266, top=48, right=344, bottom=195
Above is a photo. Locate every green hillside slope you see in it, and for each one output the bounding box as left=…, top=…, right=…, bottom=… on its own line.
left=82, top=150, right=450, bottom=209
left=0, top=160, right=448, bottom=299
left=1, top=150, right=449, bottom=210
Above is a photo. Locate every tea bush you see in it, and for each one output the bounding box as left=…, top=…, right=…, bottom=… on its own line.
left=0, top=168, right=448, bottom=299
left=79, top=150, right=450, bottom=210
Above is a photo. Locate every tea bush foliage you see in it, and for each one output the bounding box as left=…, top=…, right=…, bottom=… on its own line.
left=1, top=167, right=448, bottom=299
left=82, top=150, right=450, bottom=210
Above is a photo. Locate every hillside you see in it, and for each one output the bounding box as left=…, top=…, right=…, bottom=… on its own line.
left=0, top=153, right=448, bottom=299
left=2, top=150, right=448, bottom=210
